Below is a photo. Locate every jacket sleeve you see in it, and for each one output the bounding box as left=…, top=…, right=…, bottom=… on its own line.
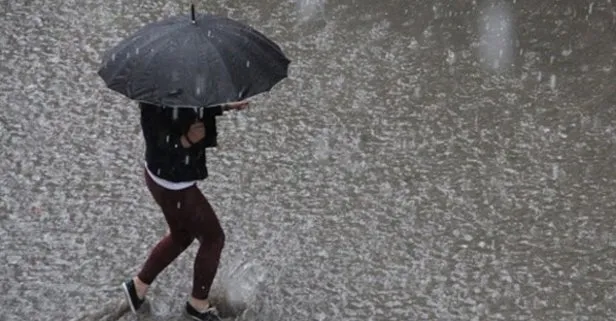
left=140, top=103, right=188, bottom=152
left=200, top=106, right=223, bottom=118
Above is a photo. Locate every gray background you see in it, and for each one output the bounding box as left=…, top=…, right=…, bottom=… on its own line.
left=1, top=0, right=615, bottom=320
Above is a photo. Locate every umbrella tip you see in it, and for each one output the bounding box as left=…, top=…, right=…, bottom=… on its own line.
left=191, top=3, right=196, bottom=23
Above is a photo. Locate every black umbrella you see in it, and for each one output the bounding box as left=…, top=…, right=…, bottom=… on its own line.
left=97, top=4, right=290, bottom=108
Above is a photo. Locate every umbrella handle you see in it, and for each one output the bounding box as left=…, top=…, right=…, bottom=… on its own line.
left=191, top=3, right=196, bottom=23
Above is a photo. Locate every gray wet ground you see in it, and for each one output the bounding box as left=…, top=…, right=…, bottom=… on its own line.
left=2, top=0, right=616, bottom=320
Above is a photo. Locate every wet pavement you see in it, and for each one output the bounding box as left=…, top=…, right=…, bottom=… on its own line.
left=1, top=0, right=616, bottom=320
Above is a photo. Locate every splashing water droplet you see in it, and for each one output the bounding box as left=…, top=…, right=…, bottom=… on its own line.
left=295, top=0, right=325, bottom=21
left=477, top=2, right=513, bottom=72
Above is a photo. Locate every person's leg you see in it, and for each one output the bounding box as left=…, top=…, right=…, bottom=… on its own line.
left=134, top=230, right=193, bottom=296
left=132, top=170, right=195, bottom=298
left=182, top=186, right=226, bottom=312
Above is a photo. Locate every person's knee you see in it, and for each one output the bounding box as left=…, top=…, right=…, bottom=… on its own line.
left=170, top=231, right=193, bottom=249
left=212, top=225, right=225, bottom=251
left=199, top=224, right=225, bottom=252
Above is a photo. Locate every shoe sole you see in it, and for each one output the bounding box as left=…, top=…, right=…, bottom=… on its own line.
left=122, top=282, right=138, bottom=314
left=182, top=309, right=202, bottom=321
left=183, top=306, right=221, bottom=321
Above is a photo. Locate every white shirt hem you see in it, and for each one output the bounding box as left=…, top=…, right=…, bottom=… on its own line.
left=144, top=162, right=197, bottom=190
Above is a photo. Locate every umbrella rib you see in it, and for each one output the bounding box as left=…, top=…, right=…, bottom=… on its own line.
left=106, top=16, right=183, bottom=56
left=127, top=38, right=176, bottom=103
left=201, top=32, right=238, bottom=105
left=105, top=24, right=185, bottom=88
left=215, top=25, right=283, bottom=75
left=99, top=14, right=289, bottom=107
left=212, top=28, right=280, bottom=91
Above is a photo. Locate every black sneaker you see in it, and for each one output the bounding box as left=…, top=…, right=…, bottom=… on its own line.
left=184, top=302, right=221, bottom=321
left=122, top=279, right=145, bottom=314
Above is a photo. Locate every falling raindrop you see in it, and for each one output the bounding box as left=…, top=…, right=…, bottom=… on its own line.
left=185, top=155, right=190, bottom=164
left=172, top=107, right=179, bottom=120
left=111, top=53, right=116, bottom=61
left=199, top=108, right=204, bottom=118
left=445, top=49, right=455, bottom=65
left=550, top=74, right=557, bottom=90
left=408, top=37, right=419, bottom=49
left=166, top=135, right=170, bottom=143
left=413, top=86, right=421, bottom=98
left=196, top=75, right=205, bottom=96
left=157, top=169, right=161, bottom=175
left=552, top=163, right=559, bottom=179
left=246, top=60, right=250, bottom=68
left=177, top=202, right=182, bottom=209
left=135, top=47, right=140, bottom=54
left=208, top=30, right=212, bottom=37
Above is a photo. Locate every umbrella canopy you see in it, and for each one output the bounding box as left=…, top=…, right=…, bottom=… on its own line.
left=97, top=4, right=290, bottom=108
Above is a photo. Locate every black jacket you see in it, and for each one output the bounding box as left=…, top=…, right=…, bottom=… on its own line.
left=140, top=103, right=223, bottom=182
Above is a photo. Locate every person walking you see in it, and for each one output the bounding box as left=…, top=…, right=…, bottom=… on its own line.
left=122, top=100, right=249, bottom=321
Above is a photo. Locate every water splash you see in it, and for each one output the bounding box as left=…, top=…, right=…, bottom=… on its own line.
left=211, top=260, right=268, bottom=318
left=294, top=0, right=326, bottom=21
left=477, top=1, right=514, bottom=72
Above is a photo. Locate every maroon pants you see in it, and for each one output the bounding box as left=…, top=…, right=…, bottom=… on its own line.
left=137, top=169, right=225, bottom=300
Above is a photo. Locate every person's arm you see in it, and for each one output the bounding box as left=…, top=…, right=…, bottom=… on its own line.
left=204, top=105, right=223, bottom=117
left=206, top=100, right=249, bottom=115
left=140, top=103, right=194, bottom=150
left=222, top=100, right=249, bottom=112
